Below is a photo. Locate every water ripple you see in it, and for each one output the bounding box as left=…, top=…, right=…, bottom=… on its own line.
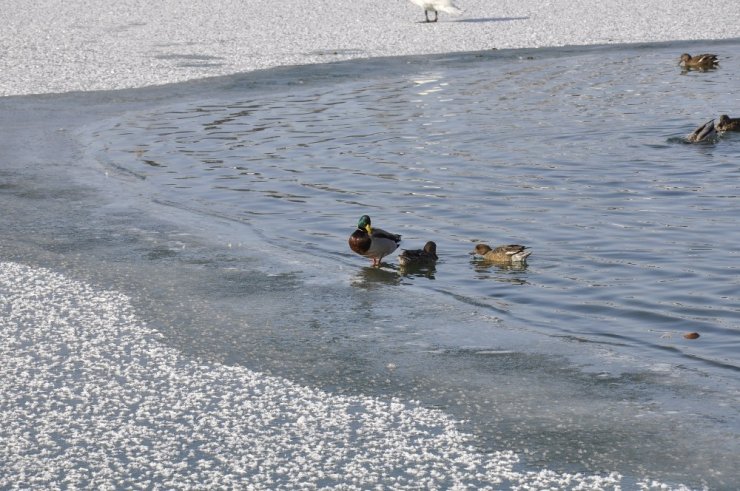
left=89, top=43, right=740, bottom=377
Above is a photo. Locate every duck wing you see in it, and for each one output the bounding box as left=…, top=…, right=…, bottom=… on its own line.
left=493, top=244, right=528, bottom=255
left=371, top=228, right=402, bottom=244
left=696, top=54, right=718, bottom=63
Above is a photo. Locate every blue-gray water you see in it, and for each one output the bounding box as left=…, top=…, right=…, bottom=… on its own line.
left=89, top=43, right=740, bottom=373
left=3, top=40, right=740, bottom=488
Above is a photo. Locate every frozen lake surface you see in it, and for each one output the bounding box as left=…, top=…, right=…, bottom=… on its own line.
left=2, top=39, right=739, bottom=488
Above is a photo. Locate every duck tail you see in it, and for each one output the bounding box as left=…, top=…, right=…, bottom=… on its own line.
left=688, top=119, right=717, bottom=142
left=512, top=249, right=532, bottom=262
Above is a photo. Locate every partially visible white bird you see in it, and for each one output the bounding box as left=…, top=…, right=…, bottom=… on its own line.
left=408, top=0, right=462, bottom=23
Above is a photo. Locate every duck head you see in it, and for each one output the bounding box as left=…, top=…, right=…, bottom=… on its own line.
left=357, top=214, right=373, bottom=235
left=472, top=244, right=492, bottom=255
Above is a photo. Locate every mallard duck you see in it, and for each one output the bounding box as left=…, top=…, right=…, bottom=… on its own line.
left=398, top=241, right=438, bottom=267
left=716, top=114, right=740, bottom=132
left=679, top=53, right=719, bottom=69
left=349, top=215, right=401, bottom=267
left=686, top=119, right=717, bottom=142
left=408, top=0, right=461, bottom=23
left=472, top=243, right=531, bottom=263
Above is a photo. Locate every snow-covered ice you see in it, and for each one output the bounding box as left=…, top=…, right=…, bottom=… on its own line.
left=0, top=262, right=690, bottom=488
left=2, top=0, right=739, bottom=96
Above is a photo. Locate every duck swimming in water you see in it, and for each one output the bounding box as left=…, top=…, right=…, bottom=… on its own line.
left=472, top=243, right=532, bottom=263
left=716, top=114, right=740, bottom=132
left=349, top=215, right=401, bottom=267
left=679, top=53, right=719, bottom=69
left=398, top=241, right=438, bottom=267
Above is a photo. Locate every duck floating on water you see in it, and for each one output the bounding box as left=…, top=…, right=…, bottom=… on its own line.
left=472, top=243, right=532, bottom=263
left=349, top=215, right=401, bottom=267
left=716, top=114, right=740, bottom=132
left=408, top=0, right=461, bottom=23
left=398, top=241, right=438, bottom=267
left=679, top=53, right=719, bottom=69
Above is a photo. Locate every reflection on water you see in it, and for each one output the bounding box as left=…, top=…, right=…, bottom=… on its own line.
left=351, top=266, right=403, bottom=288
left=398, top=263, right=437, bottom=280
left=82, top=40, right=740, bottom=488
left=471, top=259, right=530, bottom=283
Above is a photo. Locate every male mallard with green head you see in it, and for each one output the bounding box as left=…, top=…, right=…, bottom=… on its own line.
left=349, top=215, right=402, bottom=267
left=472, top=243, right=531, bottom=263
left=398, top=241, right=438, bottom=267
left=686, top=118, right=717, bottom=143
left=679, top=53, right=719, bottom=69
left=716, top=114, right=740, bottom=132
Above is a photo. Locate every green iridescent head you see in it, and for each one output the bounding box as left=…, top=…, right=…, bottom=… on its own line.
left=357, top=215, right=372, bottom=234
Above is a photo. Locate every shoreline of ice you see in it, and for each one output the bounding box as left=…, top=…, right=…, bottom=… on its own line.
left=2, top=0, right=739, bottom=96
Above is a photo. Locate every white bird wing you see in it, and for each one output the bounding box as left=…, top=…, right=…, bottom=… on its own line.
left=408, top=0, right=462, bottom=14
left=437, top=0, right=462, bottom=14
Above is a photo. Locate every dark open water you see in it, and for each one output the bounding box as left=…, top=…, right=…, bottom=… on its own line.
left=2, top=39, right=740, bottom=488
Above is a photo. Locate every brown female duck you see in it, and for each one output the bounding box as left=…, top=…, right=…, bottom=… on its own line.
left=716, top=114, right=740, bottom=132
left=678, top=53, right=719, bottom=69
left=472, top=243, right=532, bottom=263
left=349, top=215, right=401, bottom=267
left=398, top=241, right=438, bottom=267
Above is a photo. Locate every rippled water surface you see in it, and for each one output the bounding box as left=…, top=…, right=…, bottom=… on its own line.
left=68, top=41, right=740, bottom=487
left=93, top=45, right=740, bottom=360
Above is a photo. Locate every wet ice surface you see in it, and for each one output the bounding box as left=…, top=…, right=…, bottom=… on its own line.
left=1, top=261, right=660, bottom=489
